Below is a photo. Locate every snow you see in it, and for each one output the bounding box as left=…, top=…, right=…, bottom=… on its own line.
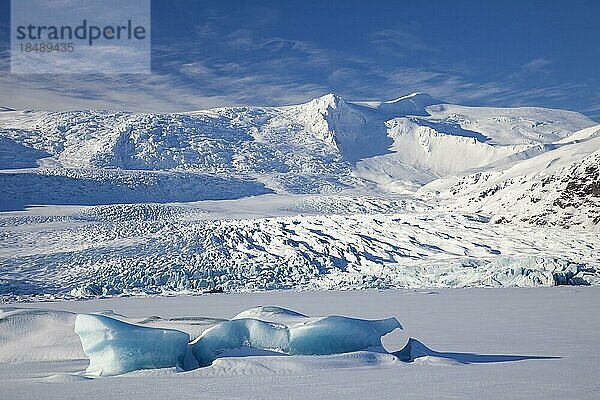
left=0, top=92, right=598, bottom=300
left=350, top=92, right=442, bottom=115
left=74, top=313, right=189, bottom=376
left=2, top=92, right=599, bottom=397
left=233, top=305, right=309, bottom=322
left=350, top=102, right=595, bottom=188
left=420, top=125, right=600, bottom=227
left=0, top=308, right=84, bottom=362
left=1, top=288, right=599, bottom=399
left=1, top=93, right=594, bottom=209
left=0, top=168, right=271, bottom=211
left=353, top=116, right=525, bottom=188
left=424, top=103, right=594, bottom=145
left=0, top=211, right=596, bottom=300
left=2, top=198, right=598, bottom=301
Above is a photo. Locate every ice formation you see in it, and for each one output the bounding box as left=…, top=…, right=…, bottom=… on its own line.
left=191, top=318, right=290, bottom=367
left=74, top=307, right=402, bottom=374
left=74, top=314, right=190, bottom=376
left=191, top=315, right=401, bottom=366
left=287, top=316, right=402, bottom=356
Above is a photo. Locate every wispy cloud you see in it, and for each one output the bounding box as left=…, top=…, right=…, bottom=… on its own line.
left=0, top=23, right=597, bottom=121
left=522, top=57, right=552, bottom=72
left=371, top=28, right=437, bottom=53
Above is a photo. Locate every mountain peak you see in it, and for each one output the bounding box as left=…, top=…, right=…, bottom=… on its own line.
left=300, top=92, right=443, bottom=112
left=294, top=93, right=354, bottom=117
left=307, top=93, right=347, bottom=108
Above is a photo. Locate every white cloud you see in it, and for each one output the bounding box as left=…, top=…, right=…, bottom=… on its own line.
left=0, top=27, right=596, bottom=120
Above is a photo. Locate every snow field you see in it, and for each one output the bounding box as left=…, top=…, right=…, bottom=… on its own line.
left=1, top=289, right=599, bottom=399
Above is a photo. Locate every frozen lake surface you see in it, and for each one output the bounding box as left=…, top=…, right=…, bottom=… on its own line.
left=1, top=287, right=598, bottom=399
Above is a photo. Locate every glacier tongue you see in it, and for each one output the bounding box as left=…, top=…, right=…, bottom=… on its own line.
left=74, top=314, right=190, bottom=376
left=1, top=94, right=598, bottom=302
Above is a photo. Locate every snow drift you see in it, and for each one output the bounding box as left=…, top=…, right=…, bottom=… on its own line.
left=0, top=307, right=84, bottom=362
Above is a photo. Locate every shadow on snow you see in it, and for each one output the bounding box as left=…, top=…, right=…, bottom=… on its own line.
left=393, top=338, right=560, bottom=364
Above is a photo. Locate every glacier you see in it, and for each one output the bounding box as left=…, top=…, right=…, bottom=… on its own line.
left=74, top=314, right=190, bottom=376
left=74, top=307, right=402, bottom=374
left=0, top=93, right=599, bottom=302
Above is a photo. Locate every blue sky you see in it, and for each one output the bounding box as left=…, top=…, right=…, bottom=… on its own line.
left=0, top=0, right=598, bottom=119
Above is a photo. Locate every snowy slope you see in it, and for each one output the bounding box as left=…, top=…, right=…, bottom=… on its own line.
left=425, top=103, right=593, bottom=145
left=353, top=117, right=526, bottom=192
left=0, top=108, right=348, bottom=174
left=351, top=99, right=595, bottom=190
left=420, top=125, right=600, bottom=228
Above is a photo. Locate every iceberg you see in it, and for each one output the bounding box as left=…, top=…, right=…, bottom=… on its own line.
left=191, top=310, right=402, bottom=366
left=191, top=318, right=290, bottom=367
left=232, top=305, right=309, bottom=323
left=74, top=306, right=402, bottom=374
left=74, top=314, right=189, bottom=376
left=287, top=315, right=402, bottom=355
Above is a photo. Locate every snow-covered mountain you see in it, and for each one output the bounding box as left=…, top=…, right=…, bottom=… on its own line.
left=0, top=92, right=595, bottom=204
left=1, top=93, right=599, bottom=300
left=420, top=125, right=600, bottom=228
